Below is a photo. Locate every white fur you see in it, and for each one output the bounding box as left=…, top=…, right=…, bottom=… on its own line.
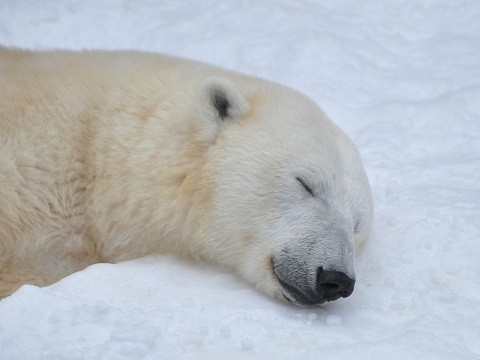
left=0, top=47, right=373, bottom=303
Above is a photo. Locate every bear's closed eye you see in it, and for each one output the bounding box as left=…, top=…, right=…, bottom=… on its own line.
left=296, top=177, right=315, bottom=197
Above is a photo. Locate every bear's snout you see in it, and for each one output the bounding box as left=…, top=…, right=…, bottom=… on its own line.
left=272, top=257, right=355, bottom=306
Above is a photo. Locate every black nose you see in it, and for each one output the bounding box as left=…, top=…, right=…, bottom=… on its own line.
left=275, top=265, right=355, bottom=306
left=316, top=268, right=355, bottom=301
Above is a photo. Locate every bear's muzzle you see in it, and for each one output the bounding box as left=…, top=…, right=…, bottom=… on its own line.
left=273, top=259, right=355, bottom=306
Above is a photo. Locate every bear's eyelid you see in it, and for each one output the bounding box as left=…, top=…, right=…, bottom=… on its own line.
left=296, top=177, right=315, bottom=197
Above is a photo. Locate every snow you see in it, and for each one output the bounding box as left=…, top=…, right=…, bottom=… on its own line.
left=1, top=0, right=480, bottom=358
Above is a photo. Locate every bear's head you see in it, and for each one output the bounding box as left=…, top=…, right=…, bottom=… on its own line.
left=185, top=76, right=373, bottom=306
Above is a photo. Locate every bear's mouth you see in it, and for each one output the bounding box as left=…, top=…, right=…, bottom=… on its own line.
left=271, top=257, right=326, bottom=306
left=277, top=276, right=329, bottom=307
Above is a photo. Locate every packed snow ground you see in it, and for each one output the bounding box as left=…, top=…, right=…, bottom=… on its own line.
left=1, top=0, right=480, bottom=359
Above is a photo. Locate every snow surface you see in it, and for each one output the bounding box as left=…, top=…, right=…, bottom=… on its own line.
left=1, top=0, right=480, bottom=359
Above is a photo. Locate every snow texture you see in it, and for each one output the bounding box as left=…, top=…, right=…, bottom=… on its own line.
left=1, top=0, right=480, bottom=359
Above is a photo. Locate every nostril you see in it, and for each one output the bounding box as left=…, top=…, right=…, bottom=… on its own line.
left=323, top=282, right=340, bottom=290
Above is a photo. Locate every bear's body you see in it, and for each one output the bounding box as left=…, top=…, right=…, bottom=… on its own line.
left=0, top=47, right=372, bottom=305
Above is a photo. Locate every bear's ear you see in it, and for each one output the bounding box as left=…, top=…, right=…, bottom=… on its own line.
left=197, top=76, right=248, bottom=124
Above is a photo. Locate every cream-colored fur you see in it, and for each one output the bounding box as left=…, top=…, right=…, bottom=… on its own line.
left=0, top=47, right=372, bottom=302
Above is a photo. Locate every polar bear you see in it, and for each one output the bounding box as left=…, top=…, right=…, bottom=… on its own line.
left=0, top=47, right=373, bottom=305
